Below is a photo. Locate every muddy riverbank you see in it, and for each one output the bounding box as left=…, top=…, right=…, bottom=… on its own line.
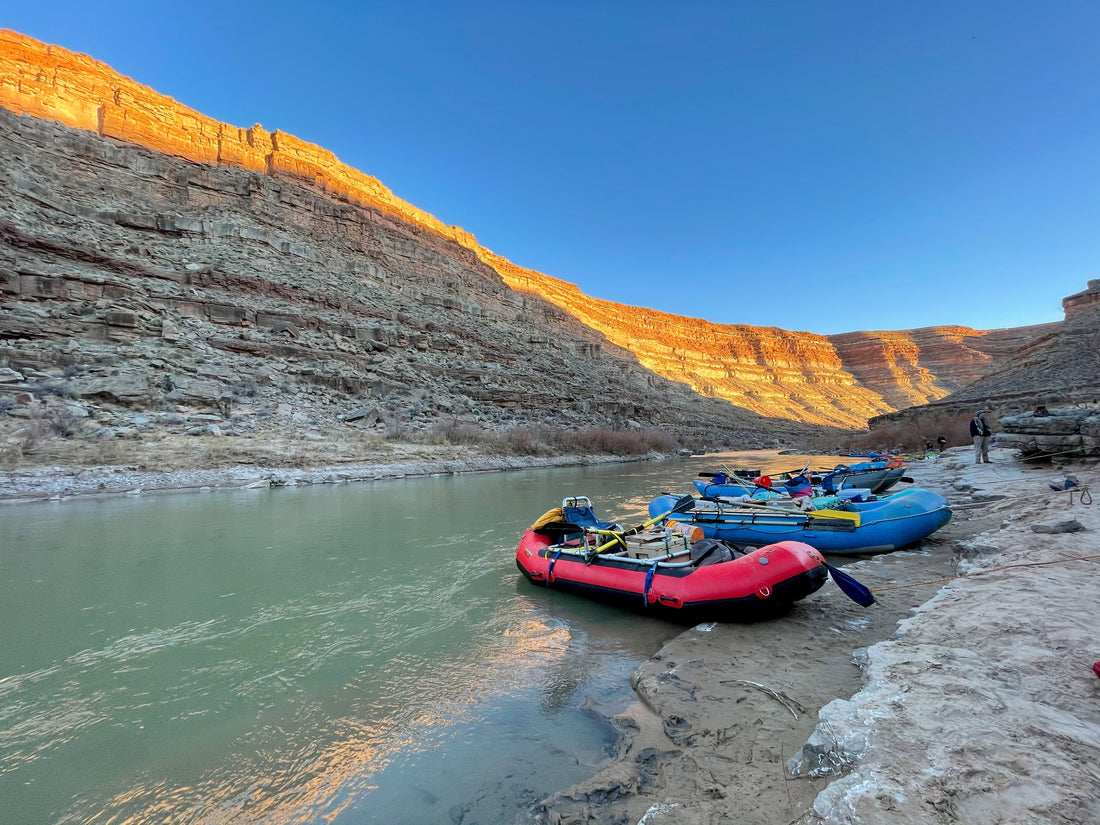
left=529, top=448, right=1100, bottom=825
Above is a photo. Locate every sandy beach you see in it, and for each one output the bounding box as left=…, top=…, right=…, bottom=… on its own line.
left=531, top=448, right=1100, bottom=824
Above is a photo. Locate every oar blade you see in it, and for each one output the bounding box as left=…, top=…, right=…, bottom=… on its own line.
left=669, top=494, right=696, bottom=516
left=825, top=563, right=876, bottom=607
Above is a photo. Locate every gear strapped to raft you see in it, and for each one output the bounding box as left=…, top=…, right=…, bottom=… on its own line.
left=642, top=561, right=658, bottom=605
left=546, top=547, right=563, bottom=585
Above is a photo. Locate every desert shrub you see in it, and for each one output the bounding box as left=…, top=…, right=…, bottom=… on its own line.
left=384, top=410, right=408, bottom=441
left=831, top=409, right=980, bottom=454
left=44, top=406, right=78, bottom=438
left=0, top=441, right=20, bottom=468
left=18, top=418, right=50, bottom=454
left=424, top=418, right=493, bottom=446
left=96, top=436, right=123, bottom=465
left=232, top=378, right=260, bottom=398
left=568, top=427, right=679, bottom=455
left=502, top=426, right=554, bottom=456
left=400, top=419, right=682, bottom=457
left=498, top=425, right=679, bottom=457
left=15, top=406, right=79, bottom=455
left=26, top=380, right=78, bottom=400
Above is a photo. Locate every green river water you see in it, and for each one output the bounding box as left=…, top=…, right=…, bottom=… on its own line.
left=0, top=452, right=831, bottom=825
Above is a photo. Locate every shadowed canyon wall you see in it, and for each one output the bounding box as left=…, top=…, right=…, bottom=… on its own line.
left=868, top=279, right=1100, bottom=438
left=0, top=31, right=1055, bottom=429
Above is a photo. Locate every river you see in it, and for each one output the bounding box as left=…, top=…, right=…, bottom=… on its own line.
left=0, top=451, right=834, bottom=825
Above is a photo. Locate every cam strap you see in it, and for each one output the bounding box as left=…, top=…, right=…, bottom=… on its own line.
left=546, top=548, right=563, bottom=585
left=642, top=562, right=658, bottom=606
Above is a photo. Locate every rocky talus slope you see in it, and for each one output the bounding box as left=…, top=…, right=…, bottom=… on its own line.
left=2, top=102, right=819, bottom=462
left=941, top=279, right=1100, bottom=407
left=0, top=30, right=1054, bottom=438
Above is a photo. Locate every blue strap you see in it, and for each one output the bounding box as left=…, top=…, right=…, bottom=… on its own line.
left=642, top=562, right=658, bottom=606
left=546, top=548, right=563, bottom=586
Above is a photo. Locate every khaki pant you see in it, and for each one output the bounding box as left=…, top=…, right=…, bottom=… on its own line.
left=973, top=435, right=990, bottom=463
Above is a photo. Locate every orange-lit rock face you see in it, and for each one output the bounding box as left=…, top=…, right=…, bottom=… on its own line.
left=0, top=30, right=1052, bottom=427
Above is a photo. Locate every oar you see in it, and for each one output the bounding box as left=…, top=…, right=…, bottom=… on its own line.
left=593, top=494, right=696, bottom=554
left=719, top=463, right=757, bottom=482
left=777, top=462, right=812, bottom=480
left=823, top=562, right=876, bottom=607
left=739, top=499, right=861, bottom=526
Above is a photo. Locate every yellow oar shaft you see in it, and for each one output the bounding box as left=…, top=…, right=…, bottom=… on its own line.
left=593, top=496, right=694, bottom=553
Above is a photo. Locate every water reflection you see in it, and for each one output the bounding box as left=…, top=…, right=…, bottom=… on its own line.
left=1, top=452, right=839, bottom=824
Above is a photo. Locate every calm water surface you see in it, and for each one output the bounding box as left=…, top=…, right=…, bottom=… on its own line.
left=0, top=451, right=831, bottom=824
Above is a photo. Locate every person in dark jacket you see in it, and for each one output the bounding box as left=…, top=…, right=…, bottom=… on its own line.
left=970, top=410, right=993, bottom=463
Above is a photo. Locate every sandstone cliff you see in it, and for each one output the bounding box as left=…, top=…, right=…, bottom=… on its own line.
left=0, top=30, right=1055, bottom=434
left=940, top=280, right=1100, bottom=407
left=4, top=101, right=822, bottom=453
left=866, top=280, right=1100, bottom=446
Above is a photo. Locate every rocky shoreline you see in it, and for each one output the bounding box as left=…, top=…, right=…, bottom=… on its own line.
left=0, top=445, right=654, bottom=503
left=531, top=448, right=1100, bottom=825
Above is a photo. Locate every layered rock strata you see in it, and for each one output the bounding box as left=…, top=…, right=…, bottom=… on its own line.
left=996, top=407, right=1100, bottom=458
left=0, top=30, right=1054, bottom=431
left=867, top=280, right=1100, bottom=441
left=828, top=324, right=1057, bottom=411
left=1, top=103, right=820, bottom=449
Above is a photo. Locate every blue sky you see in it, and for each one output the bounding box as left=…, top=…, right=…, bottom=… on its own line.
left=6, top=2, right=1099, bottom=334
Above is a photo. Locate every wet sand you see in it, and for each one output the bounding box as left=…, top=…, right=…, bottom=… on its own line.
left=528, top=449, right=1100, bottom=825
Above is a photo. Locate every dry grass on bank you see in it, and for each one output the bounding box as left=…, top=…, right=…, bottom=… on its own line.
left=416, top=421, right=680, bottom=456
left=1, top=413, right=682, bottom=472
left=1, top=429, right=402, bottom=472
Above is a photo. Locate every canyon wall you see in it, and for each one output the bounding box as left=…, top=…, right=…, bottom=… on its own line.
left=865, top=280, right=1100, bottom=445
left=3, top=101, right=818, bottom=450
left=0, top=30, right=1054, bottom=429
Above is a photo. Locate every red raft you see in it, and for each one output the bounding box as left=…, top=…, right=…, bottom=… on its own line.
left=516, top=499, right=829, bottom=622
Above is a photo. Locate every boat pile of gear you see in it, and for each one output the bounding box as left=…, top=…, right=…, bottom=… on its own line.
left=515, top=458, right=950, bottom=621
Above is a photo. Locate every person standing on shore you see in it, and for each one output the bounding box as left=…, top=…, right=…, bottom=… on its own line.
left=970, top=410, right=993, bottom=463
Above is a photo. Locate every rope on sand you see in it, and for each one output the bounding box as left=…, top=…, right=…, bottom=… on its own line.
left=871, top=554, right=1100, bottom=594
left=1068, top=487, right=1093, bottom=505
left=1018, top=446, right=1098, bottom=461
left=945, top=469, right=1093, bottom=506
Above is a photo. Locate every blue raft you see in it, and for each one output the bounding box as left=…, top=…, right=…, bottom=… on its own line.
left=649, top=488, right=952, bottom=556
left=693, top=472, right=815, bottom=500
left=818, top=463, right=907, bottom=494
